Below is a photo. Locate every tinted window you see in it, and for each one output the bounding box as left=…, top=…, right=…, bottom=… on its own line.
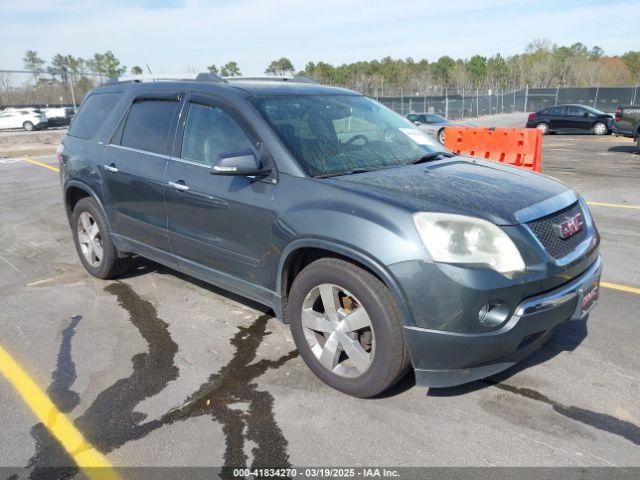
left=548, top=106, right=566, bottom=115
left=407, top=114, right=419, bottom=122
left=68, top=93, right=121, bottom=139
left=566, top=106, right=584, bottom=116
left=120, top=99, right=180, bottom=155
left=181, top=103, right=256, bottom=165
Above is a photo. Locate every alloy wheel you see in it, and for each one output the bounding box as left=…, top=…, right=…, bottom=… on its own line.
left=301, top=283, right=375, bottom=378
left=537, top=123, right=549, bottom=134
left=77, top=212, right=103, bottom=267
left=593, top=123, right=607, bottom=135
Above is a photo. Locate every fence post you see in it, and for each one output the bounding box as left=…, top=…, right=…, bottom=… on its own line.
left=476, top=88, right=479, bottom=117
left=501, top=89, right=504, bottom=113
left=409, top=98, right=412, bottom=114
left=67, top=75, right=77, bottom=111
left=461, top=88, right=465, bottom=119
left=445, top=88, right=449, bottom=119
left=524, top=85, right=529, bottom=112
left=423, top=89, right=426, bottom=112
left=513, top=89, right=516, bottom=112
left=401, top=87, right=404, bottom=115
left=632, top=85, right=638, bottom=106
left=593, top=86, right=599, bottom=108
left=554, top=86, right=559, bottom=106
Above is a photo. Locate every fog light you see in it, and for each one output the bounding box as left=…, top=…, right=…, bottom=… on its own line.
left=478, top=301, right=510, bottom=327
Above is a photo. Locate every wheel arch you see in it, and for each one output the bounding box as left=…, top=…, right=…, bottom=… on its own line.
left=277, top=239, right=413, bottom=326
left=64, top=181, right=111, bottom=231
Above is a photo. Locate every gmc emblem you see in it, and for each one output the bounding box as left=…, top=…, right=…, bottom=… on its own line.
left=556, top=213, right=584, bottom=239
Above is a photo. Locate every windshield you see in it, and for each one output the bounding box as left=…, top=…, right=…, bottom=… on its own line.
left=426, top=114, right=447, bottom=123
left=583, top=106, right=605, bottom=115
left=252, top=94, right=446, bottom=177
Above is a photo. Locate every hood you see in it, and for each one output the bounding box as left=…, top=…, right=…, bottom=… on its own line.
left=326, top=157, right=572, bottom=225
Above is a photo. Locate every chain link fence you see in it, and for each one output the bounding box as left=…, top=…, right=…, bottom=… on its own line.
left=376, top=86, right=640, bottom=120
left=0, top=70, right=108, bottom=131
left=1, top=69, right=639, bottom=130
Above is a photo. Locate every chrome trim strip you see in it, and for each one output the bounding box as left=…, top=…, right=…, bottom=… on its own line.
left=106, top=144, right=210, bottom=169
left=514, top=189, right=578, bottom=224
left=515, top=255, right=601, bottom=317
left=106, top=144, right=172, bottom=159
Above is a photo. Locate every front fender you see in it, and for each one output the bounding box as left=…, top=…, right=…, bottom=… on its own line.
left=277, top=237, right=415, bottom=327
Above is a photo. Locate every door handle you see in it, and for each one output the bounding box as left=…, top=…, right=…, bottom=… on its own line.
left=168, top=180, right=189, bottom=192
left=103, top=164, right=119, bottom=173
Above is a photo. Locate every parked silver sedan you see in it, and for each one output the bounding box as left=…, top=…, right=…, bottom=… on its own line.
left=407, top=113, right=473, bottom=144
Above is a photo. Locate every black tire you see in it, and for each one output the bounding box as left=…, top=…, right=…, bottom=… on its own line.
left=71, top=197, right=129, bottom=279
left=437, top=128, right=446, bottom=144
left=287, top=258, right=410, bottom=398
left=23, top=121, right=34, bottom=131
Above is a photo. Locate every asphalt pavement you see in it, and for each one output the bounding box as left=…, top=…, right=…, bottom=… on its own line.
left=0, top=133, right=639, bottom=477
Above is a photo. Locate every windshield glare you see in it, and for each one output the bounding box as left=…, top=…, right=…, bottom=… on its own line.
left=252, top=94, right=446, bottom=177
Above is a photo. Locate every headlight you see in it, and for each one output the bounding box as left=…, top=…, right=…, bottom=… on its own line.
left=412, top=212, right=525, bottom=274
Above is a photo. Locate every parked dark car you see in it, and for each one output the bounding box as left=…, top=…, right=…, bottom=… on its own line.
left=526, top=104, right=613, bottom=135
left=407, top=112, right=472, bottom=144
left=59, top=74, right=601, bottom=397
left=613, top=106, right=640, bottom=151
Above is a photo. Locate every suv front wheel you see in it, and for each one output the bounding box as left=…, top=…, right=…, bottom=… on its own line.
left=287, top=258, right=410, bottom=397
left=71, top=197, right=129, bottom=279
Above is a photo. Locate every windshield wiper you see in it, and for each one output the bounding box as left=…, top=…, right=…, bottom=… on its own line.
left=407, top=151, right=455, bottom=164
left=315, top=165, right=397, bottom=179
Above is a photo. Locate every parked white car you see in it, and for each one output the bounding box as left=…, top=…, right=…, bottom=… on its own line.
left=0, top=108, right=48, bottom=131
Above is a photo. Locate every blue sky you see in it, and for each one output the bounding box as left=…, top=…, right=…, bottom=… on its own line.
left=1, top=0, right=638, bottom=75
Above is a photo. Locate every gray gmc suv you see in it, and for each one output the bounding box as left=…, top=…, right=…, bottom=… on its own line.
left=59, top=74, right=601, bottom=397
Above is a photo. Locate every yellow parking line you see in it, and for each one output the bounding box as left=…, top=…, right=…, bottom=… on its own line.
left=601, top=281, right=640, bottom=295
left=22, top=158, right=60, bottom=173
left=0, top=344, right=120, bottom=480
left=587, top=201, right=640, bottom=210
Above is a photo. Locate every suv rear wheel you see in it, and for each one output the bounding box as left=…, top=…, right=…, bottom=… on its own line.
left=71, top=197, right=129, bottom=279
left=287, top=258, right=410, bottom=397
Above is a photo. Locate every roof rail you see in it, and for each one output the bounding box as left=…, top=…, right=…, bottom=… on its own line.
left=224, top=76, right=318, bottom=84
left=106, top=72, right=227, bottom=85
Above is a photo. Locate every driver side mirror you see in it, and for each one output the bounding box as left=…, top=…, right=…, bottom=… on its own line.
left=211, top=149, right=270, bottom=177
left=582, top=112, right=589, bottom=118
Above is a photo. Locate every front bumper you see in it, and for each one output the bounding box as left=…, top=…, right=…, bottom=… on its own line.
left=404, top=255, right=602, bottom=388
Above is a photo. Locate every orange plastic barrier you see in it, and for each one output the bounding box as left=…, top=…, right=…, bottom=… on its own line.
left=444, top=127, right=542, bottom=172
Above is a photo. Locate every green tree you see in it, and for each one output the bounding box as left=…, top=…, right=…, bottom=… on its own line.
left=47, top=53, right=70, bottom=82
left=621, top=51, right=640, bottom=81
left=466, top=55, right=487, bottom=87
left=265, top=57, right=294, bottom=76
left=131, top=65, right=143, bottom=75
left=220, top=61, right=241, bottom=76
left=430, top=56, right=455, bottom=87
left=23, top=50, right=45, bottom=82
left=207, top=64, right=219, bottom=75
left=87, top=51, right=126, bottom=78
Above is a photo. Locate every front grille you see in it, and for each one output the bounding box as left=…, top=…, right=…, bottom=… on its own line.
left=527, top=202, right=588, bottom=259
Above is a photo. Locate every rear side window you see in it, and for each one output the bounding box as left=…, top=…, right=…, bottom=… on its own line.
left=68, top=93, right=121, bottom=139
left=120, top=99, right=180, bottom=155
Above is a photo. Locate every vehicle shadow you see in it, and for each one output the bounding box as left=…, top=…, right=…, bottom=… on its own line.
left=608, top=145, right=639, bottom=154
left=118, top=255, right=272, bottom=315
left=426, top=318, right=589, bottom=397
